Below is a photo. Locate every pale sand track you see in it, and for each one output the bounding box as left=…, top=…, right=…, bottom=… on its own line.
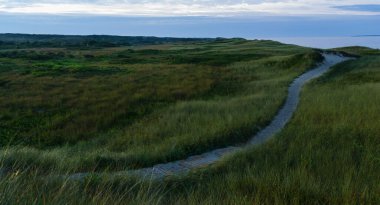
left=0, top=53, right=351, bottom=180
left=66, top=53, right=351, bottom=180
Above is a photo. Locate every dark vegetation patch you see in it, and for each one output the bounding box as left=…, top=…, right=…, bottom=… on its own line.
left=0, top=33, right=213, bottom=49
left=331, top=46, right=380, bottom=57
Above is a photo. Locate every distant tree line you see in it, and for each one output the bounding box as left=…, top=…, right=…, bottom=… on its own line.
left=0, top=34, right=214, bottom=49
left=0, top=50, right=67, bottom=60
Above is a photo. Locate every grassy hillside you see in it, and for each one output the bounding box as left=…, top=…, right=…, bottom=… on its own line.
left=139, top=47, right=379, bottom=204
left=2, top=36, right=378, bottom=204
left=0, top=37, right=322, bottom=174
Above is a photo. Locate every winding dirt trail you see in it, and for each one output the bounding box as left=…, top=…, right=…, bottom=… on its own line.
left=66, top=53, right=351, bottom=180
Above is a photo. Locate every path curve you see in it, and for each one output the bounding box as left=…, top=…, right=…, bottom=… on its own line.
left=0, top=52, right=348, bottom=181
left=66, top=53, right=351, bottom=180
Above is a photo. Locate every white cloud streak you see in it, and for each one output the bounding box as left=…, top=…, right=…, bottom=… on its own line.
left=0, top=0, right=379, bottom=16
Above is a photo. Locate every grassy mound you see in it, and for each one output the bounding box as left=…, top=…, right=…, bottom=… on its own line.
left=1, top=46, right=378, bottom=204
left=0, top=37, right=321, bottom=173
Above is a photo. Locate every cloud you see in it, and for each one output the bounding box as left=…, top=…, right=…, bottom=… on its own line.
left=335, top=4, right=380, bottom=12
left=0, top=0, right=380, bottom=16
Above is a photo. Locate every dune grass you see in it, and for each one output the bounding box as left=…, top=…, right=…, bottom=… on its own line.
left=0, top=38, right=322, bottom=173
left=0, top=49, right=378, bottom=205
left=0, top=40, right=379, bottom=204
left=138, top=47, right=379, bottom=204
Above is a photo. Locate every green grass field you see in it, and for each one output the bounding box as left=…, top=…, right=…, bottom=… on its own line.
left=0, top=35, right=379, bottom=204
left=0, top=37, right=322, bottom=173
left=148, top=47, right=380, bottom=205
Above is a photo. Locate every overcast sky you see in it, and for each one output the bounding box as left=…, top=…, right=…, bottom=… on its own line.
left=1, top=0, right=380, bottom=16
left=0, top=0, right=380, bottom=42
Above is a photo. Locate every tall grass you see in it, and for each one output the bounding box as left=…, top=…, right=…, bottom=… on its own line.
left=0, top=44, right=378, bottom=204
left=0, top=169, right=168, bottom=205
left=138, top=49, right=379, bottom=204
left=0, top=40, right=321, bottom=172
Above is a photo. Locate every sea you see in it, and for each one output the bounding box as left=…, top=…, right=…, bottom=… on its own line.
left=265, top=36, right=380, bottom=49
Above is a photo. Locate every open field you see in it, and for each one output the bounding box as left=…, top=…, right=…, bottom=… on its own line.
left=148, top=48, right=380, bottom=204
left=0, top=35, right=322, bottom=174
left=0, top=35, right=379, bottom=204
left=136, top=47, right=379, bottom=204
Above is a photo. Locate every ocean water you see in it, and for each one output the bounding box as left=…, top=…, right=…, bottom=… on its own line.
left=265, top=37, right=380, bottom=49
left=0, top=14, right=379, bottom=49
left=1, top=15, right=380, bottom=48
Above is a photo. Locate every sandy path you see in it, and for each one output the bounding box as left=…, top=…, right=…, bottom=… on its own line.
left=0, top=52, right=351, bottom=180
left=65, top=53, right=351, bottom=180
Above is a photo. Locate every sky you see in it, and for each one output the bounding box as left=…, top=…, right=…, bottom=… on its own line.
left=0, top=0, right=380, bottom=43
left=1, top=0, right=380, bottom=16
